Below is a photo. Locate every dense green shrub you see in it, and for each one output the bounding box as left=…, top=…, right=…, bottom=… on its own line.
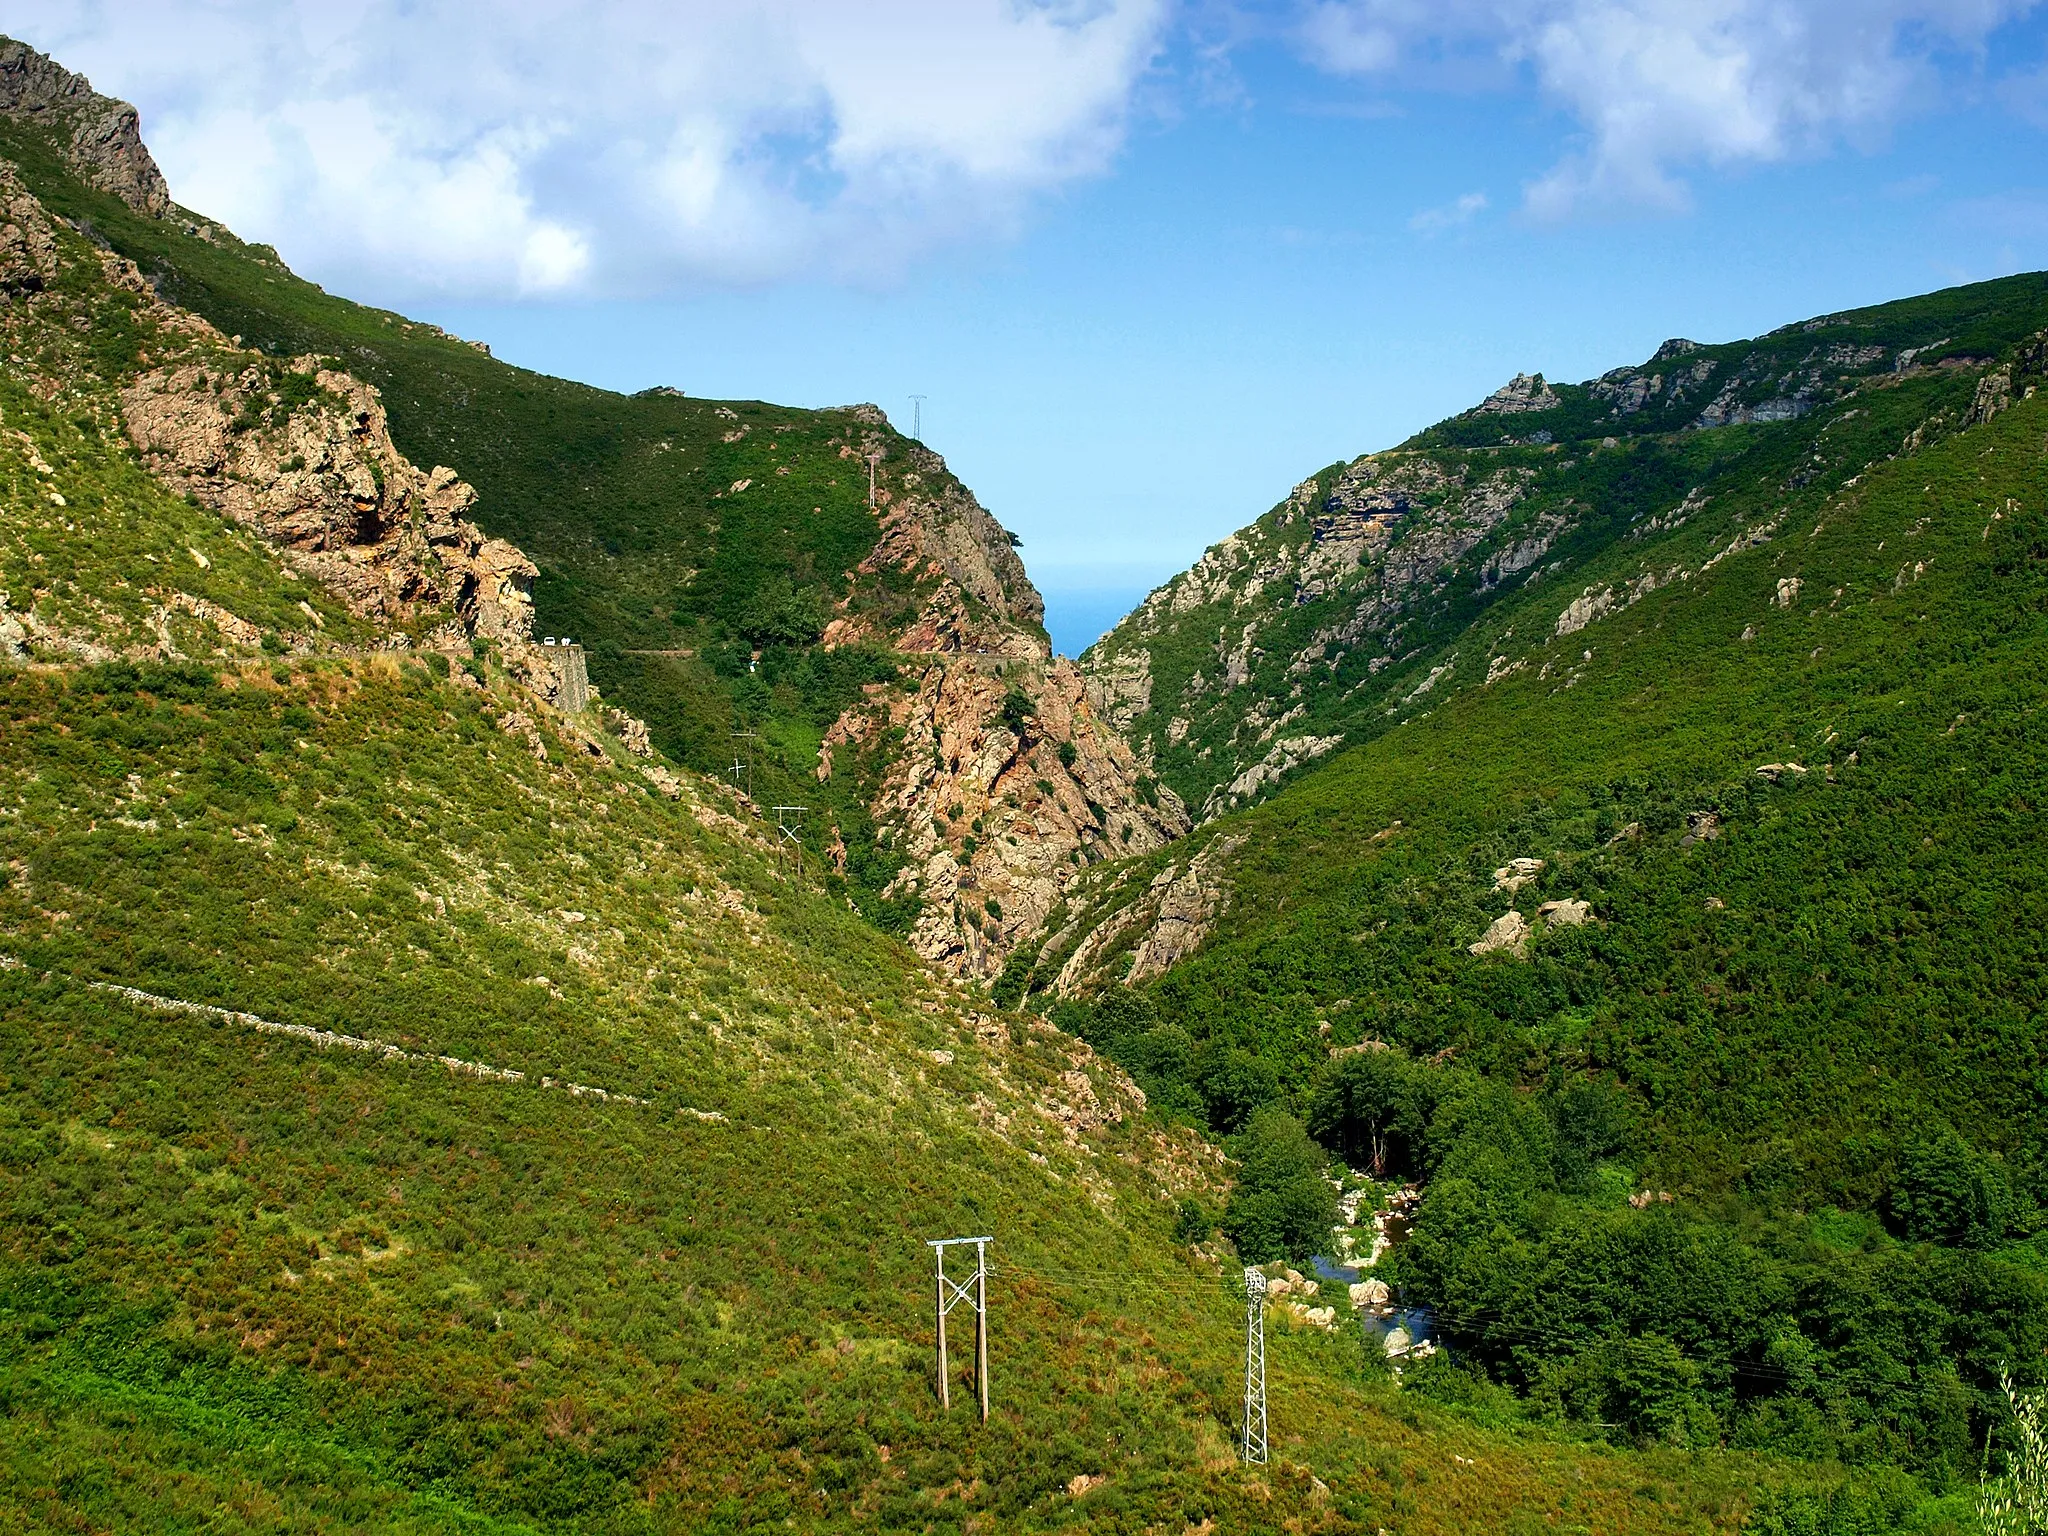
left=1893, top=1130, right=2019, bottom=1250
left=1222, top=1109, right=1338, bottom=1263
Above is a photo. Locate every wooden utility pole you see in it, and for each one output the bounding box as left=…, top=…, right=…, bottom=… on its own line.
left=929, top=1237, right=991, bottom=1422
left=771, top=806, right=808, bottom=876
left=729, top=729, right=759, bottom=802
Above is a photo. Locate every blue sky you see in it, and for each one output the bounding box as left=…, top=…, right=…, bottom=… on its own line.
left=22, top=2, right=2048, bottom=654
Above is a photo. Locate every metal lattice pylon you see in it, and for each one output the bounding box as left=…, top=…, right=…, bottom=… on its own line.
left=1242, top=1267, right=1269, bottom=1464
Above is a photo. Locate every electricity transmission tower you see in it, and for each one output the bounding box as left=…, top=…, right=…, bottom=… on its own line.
left=1242, top=1267, right=1269, bottom=1465
left=909, top=395, right=926, bottom=442
left=866, top=447, right=882, bottom=508
left=771, top=805, right=808, bottom=875
left=928, top=1237, right=991, bottom=1422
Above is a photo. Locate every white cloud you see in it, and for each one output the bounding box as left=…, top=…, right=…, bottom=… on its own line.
left=1409, top=189, right=1488, bottom=232
left=11, top=0, right=1169, bottom=298
left=1297, top=1, right=2039, bottom=218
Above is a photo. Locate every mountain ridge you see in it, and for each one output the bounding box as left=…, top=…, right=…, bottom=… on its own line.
left=3, top=30, right=2045, bottom=1530
left=0, top=34, right=1181, bottom=980
left=1079, top=272, right=2048, bottom=829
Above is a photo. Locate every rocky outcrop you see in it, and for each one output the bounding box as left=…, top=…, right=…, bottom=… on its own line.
left=822, top=432, right=1044, bottom=656
left=1083, top=450, right=1537, bottom=820
left=1473, top=372, right=1561, bottom=415
left=0, top=38, right=172, bottom=217
left=1469, top=910, right=1529, bottom=957
left=122, top=355, right=537, bottom=651
left=1082, top=646, right=1151, bottom=735
left=1009, top=832, right=1244, bottom=998
left=1206, top=733, right=1341, bottom=819
left=825, top=653, right=1187, bottom=980
left=0, top=161, right=58, bottom=293
left=802, top=414, right=1185, bottom=982
left=1492, top=858, right=1544, bottom=894
left=1120, top=834, right=1244, bottom=985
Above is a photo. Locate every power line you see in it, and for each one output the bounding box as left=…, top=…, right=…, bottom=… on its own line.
left=975, top=1261, right=2000, bottom=1401
left=728, top=729, right=758, bottom=801
left=770, top=805, right=808, bottom=876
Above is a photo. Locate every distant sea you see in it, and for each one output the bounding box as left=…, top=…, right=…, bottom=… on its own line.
left=1041, top=588, right=1149, bottom=660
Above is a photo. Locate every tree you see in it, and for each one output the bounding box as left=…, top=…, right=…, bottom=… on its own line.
left=1307, top=1048, right=1435, bottom=1176
left=1894, top=1129, right=2013, bottom=1250
left=1224, top=1108, right=1339, bottom=1264
left=1199, top=1047, right=1279, bottom=1134
left=1980, top=1371, right=2048, bottom=1536
left=737, top=575, right=826, bottom=647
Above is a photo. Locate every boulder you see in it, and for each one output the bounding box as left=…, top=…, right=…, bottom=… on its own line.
left=1537, top=898, right=1592, bottom=927
left=1492, top=857, right=1545, bottom=893
left=1469, top=909, right=1529, bottom=957
left=1473, top=373, right=1562, bottom=415
left=1349, top=1278, right=1391, bottom=1308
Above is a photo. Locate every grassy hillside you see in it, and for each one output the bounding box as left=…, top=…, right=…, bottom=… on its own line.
left=0, top=101, right=1047, bottom=933
left=0, top=663, right=1834, bottom=1532
left=1021, top=300, right=2048, bottom=1510
left=0, top=408, right=1800, bottom=1536
left=0, top=79, right=1862, bottom=1530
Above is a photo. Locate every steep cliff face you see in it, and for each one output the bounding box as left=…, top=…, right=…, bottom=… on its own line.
left=0, top=147, right=629, bottom=738
left=1081, top=275, right=2048, bottom=826
left=0, top=39, right=170, bottom=217
left=812, top=434, right=1187, bottom=979
left=822, top=650, right=1186, bottom=980
left=121, top=349, right=538, bottom=649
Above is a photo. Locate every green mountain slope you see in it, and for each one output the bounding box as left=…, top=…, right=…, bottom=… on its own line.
left=1015, top=282, right=2048, bottom=1501
left=1081, top=275, right=2048, bottom=824
left=0, top=41, right=1842, bottom=1533
left=0, top=36, right=1183, bottom=984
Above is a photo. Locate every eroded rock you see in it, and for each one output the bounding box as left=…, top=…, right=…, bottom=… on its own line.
left=121, top=354, right=536, bottom=650
left=0, top=40, right=172, bottom=217
left=1469, top=909, right=1529, bottom=957
left=1493, top=857, right=1545, bottom=894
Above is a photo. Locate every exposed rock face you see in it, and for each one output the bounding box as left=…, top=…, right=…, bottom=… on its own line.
left=825, top=652, right=1187, bottom=980
left=1010, top=832, right=1244, bottom=998
left=0, top=593, right=25, bottom=658
left=800, top=420, right=1186, bottom=981
left=822, top=435, right=1043, bottom=656
left=1208, top=733, right=1341, bottom=818
left=0, top=39, right=172, bottom=217
left=1492, top=857, right=1544, bottom=894
left=1083, top=450, right=1538, bottom=821
left=1469, top=909, right=1530, bottom=957
left=1473, top=372, right=1561, bottom=415
left=122, top=354, right=537, bottom=651
left=1083, top=646, right=1151, bottom=735
left=0, top=162, right=58, bottom=293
